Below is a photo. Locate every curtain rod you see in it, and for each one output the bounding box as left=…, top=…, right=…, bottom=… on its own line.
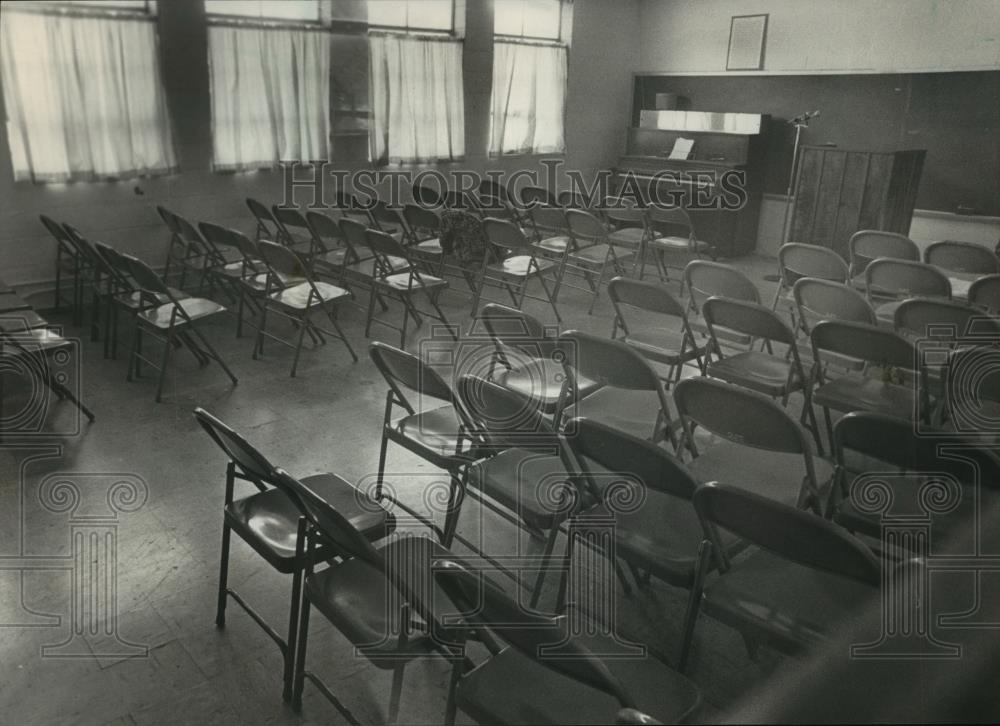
left=3, top=4, right=155, bottom=22
left=368, top=30, right=462, bottom=43
left=207, top=16, right=333, bottom=34
left=494, top=36, right=568, bottom=49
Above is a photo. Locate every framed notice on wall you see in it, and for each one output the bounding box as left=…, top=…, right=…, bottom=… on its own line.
left=727, top=14, right=768, bottom=71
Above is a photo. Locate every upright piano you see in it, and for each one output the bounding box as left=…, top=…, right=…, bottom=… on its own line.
left=612, top=110, right=769, bottom=258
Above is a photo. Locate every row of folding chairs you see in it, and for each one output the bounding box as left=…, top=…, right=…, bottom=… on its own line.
left=194, top=404, right=703, bottom=725
left=0, top=272, right=94, bottom=430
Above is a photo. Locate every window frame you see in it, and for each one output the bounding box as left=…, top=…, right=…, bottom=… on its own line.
left=4, top=0, right=156, bottom=20
left=365, top=0, right=457, bottom=37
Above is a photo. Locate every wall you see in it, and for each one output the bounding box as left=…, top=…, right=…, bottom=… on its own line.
left=638, top=0, right=1000, bottom=254
left=638, top=0, right=1000, bottom=75
left=0, top=0, right=640, bottom=303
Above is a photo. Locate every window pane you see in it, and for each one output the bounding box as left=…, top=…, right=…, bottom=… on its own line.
left=205, top=0, right=320, bottom=21
left=26, top=0, right=150, bottom=8
left=366, top=0, right=407, bottom=26
left=521, top=0, right=560, bottom=39
left=411, top=0, right=452, bottom=30
left=493, top=0, right=524, bottom=36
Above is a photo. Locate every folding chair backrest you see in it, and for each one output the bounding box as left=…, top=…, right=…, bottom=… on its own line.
left=647, top=206, right=694, bottom=238
left=368, top=342, right=455, bottom=405
left=480, top=303, right=560, bottom=358
left=893, top=298, right=997, bottom=339
left=257, top=239, right=304, bottom=279
left=155, top=206, right=180, bottom=234
left=246, top=197, right=278, bottom=235
left=865, top=258, right=951, bottom=299
left=792, top=278, right=876, bottom=328
left=849, top=230, right=919, bottom=276
left=520, top=185, right=558, bottom=207
left=779, top=243, right=849, bottom=285
left=198, top=220, right=238, bottom=256
left=673, top=376, right=810, bottom=455
left=273, top=469, right=382, bottom=569
left=557, top=190, right=595, bottom=211
left=455, top=374, right=557, bottom=449
left=702, top=296, right=796, bottom=346
left=531, top=204, right=570, bottom=234
left=559, top=330, right=660, bottom=393
left=478, top=178, right=509, bottom=203
left=194, top=407, right=277, bottom=484
left=272, top=205, right=312, bottom=240
left=443, top=189, right=475, bottom=211
left=306, top=210, right=344, bottom=246
left=412, top=184, right=444, bottom=207
left=229, top=228, right=260, bottom=262
left=693, top=482, right=881, bottom=586
left=565, top=208, right=609, bottom=243
left=684, top=260, right=759, bottom=313
left=566, top=417, right=699, bottom=501
left=969, top=274, right=1000, bottom=313
left=834, top=411, right=1000, bottom=489
left=62, top=224, right=102, bottom=267
left=369, top=199, right=401, bottom=231
left=173, top=212, right=208, bottom=251
left=432, top=558, right=636, bottom=709
left=603, top=197, right=645, bottom=226
left=403, top=204, right=442, bottom=236
left=92, top=242, right=131, bottom=287
left=366, top=228, right=409, bottom=262
left=810, top=320, right=916, bottom=370
left=123, top=254, right=172, bottom=296
left=482, top=217, right=533, bottom=255
left=608, top=277, right=687, bottom=318
left=40, top=214, right=74, bottom=244
left=924, top=240, right=999, bottom=275
left=338, top=216, right=371, bottom=253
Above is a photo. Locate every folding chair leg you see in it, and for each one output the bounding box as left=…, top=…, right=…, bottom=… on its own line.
left=291, top=594, right=311, bottom=712
left=364, top=286, right=378, bottom=338
left=216, top=522, right=231, bottom=628
left=289, top=315, right=309, bottom=378
left=154, top=327, right=174, bottom=403
left=188, top=323, right=239, bottom=387
left=529, top=526, right=562, bottom=609
left=678, top=540, right=711, bottom=673
left=46, top=372, right=95, bottom=422
left=324, top=308, right=358, bottom=362
left=283, top=565, right=303, bottom=702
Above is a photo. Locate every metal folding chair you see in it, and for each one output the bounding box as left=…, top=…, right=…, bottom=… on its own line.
left=608, top=277, right=706, bottom=383
left=40, top=214, right=85, bottom=318
left=254, top=240, right=356, bottom=376
left=683, top=260, right=760, bottom=350
left=864, top=257, right=952, bottom=325
left=123, top=254, right=238, bottom=402
left=193, top=408, right=393, bottom=704
left=434, top=558, right=702, bottom=726
left=674, top=376, right=829, bottom=512
left=682, top=482, right=880, bottom=666
left=642, top=206, right=710, bottom=283
left=968, top=274, right=1000, bottom=313
left=848, top=230, right=920, bottom=280
left=247, top=197, right=281, bottom=241
left=272, top=205, right=322, bottom=257
left=771, top=243, right=850, bottom=322
left=564, top=208, right=634, bottom=315
left=924, top=240, right=999, bottom=275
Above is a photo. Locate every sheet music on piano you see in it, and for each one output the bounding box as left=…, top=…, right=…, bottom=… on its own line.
left=668, top=137, right=695, bottom=160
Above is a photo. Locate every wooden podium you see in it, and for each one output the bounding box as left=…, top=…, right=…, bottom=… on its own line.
left=788, top=146, right=926, bottom=258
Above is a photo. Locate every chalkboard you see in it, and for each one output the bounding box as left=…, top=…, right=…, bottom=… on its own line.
left=632, top=72, right=1000, bottom=216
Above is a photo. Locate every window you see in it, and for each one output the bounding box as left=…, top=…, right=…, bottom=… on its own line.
left=489, top=1, right=572, bottom=156
left=494, top=0, right=563, bottom=41
left=20, top=0, right=154, bottom=11
left=369, top=34, right=464, bottom=164
left=367, top=0, right=453, bottom=33
left=0, top=1, right=176, bottom=182
left=204, top=0, right=321, bottom=22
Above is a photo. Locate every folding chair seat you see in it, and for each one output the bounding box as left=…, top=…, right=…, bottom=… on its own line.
left=123, top=254, right=237, bottom=402
left=809, top=320, right=926, bottom=450
left=701, top=296, right=822, bottom=450
left=864, top=258, right=952, bottom=325
left=480, top=303, right=600, bottom=414
left=608, top=276, right=706, bottom=382
left=0, top=314, right=95, bottom=425
left=770, top=243, right=849, bottom=321
left=271, top=206, right=321, bottom=257
left=642, top=206, right=710, bottom=283
left=455, top=375, right=588, bottom=606
left=831, top=412, right=1000, bottom=541
left=674, top=376, right=831, bottom=511
left=564, top=209, right=633, bottom=314
left=925, top=240, right=999, bottom=276
left=369, top=342, right=479, bottom=545
left=683, top=260, right=760, bottom=348
left=246, top=197, right=282, bottom=241
left=681, top=482, right=881, bottom=665
left=253, top=240, right=356, bottom=376
left=364, top=229, right=456, bottom=348
left=558, top=330, right=682, bottom=449
left=848, top=229, right=920, bottom=282
left=193, top=409, right=393, bottom=704
left=472, top=217, right=561, bottom=322
left=969, top=274, right=1000, bottom=313
left=435, top=558, right=702, bottom=726
left=40, top=214, right=85, bottom=317
left=603, top=197, right=648, bottom=266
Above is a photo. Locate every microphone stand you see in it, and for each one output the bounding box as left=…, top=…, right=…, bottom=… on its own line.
left=780, top=112, right=817, bottom=246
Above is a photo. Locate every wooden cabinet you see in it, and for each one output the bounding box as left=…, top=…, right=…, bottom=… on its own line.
left=789, top=146, right=926, bottom=258
left=612, top=114, right=768, bottom=258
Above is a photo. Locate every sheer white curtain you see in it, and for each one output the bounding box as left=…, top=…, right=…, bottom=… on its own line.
left=369, top=34, right=465, bottom=165
left=0, top=11, right=176, bottom=182
left=489, top=41, right=567, bottom=156
left=209, top=26, right=330, bottom=171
